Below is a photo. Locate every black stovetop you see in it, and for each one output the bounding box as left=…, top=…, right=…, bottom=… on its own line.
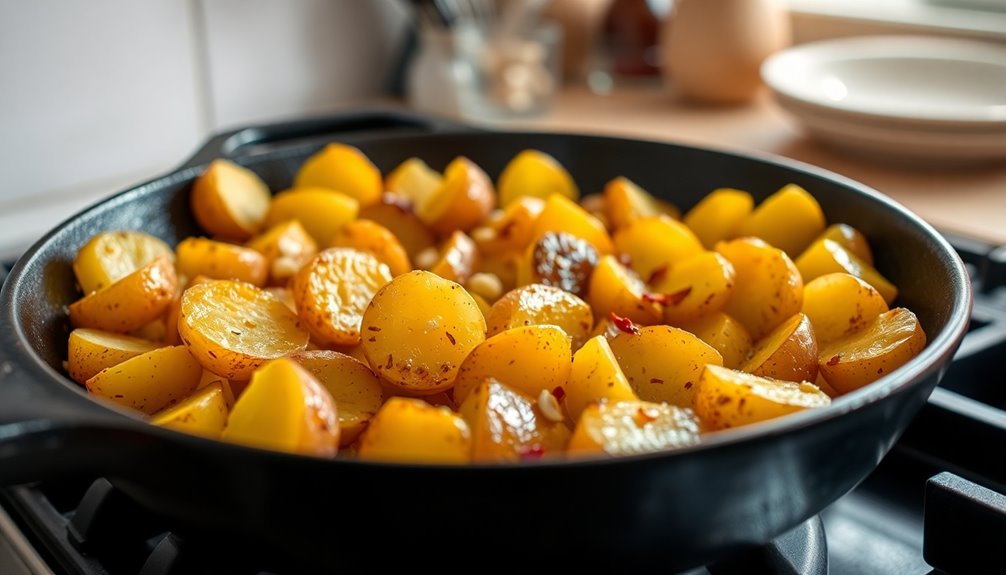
left=2, top=233, right=1005, bottom=575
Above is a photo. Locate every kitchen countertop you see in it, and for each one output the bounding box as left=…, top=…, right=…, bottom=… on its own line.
left=505, top=83, right=1006, bottom=245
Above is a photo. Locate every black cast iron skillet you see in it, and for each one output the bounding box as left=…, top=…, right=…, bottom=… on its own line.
left=0, top=109, right=971, bottom=572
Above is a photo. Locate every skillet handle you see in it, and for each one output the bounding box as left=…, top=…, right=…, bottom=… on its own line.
left=0, top=356, right=145, bottom=486
left=179, top=107, right=478, bottom=170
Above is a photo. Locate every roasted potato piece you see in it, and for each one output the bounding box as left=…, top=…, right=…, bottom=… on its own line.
left=802, top=273, right=888, bottom=344
left=69, top=256, right=177, bottom=333
left=291, top=248, right=393, bottom=347
left=497, top=149, right=579, bottom=207
left=459, top=380, right=570, bottom=462
left=150, top=382, right=229, bottom=438
left=796, top=239, right=897, bottom=305
left=176, top=237, right=268, bottom=287
left=329, top=219, right=412, bottom=277
left=294, top=143, right=382, bottom=207
left=603, top=176, right=679, bottom=231
left=385, top=157, right=442, bottom=207
left=613, top=215, right=703, bottom=282
left=609, top=325, right=723, bottom=408
left=736, top=184, right=826, bottom=258
left=561, top=335, right=638, bottom=421
left=683, top=188, right=754, bottom=249
left=678, top=312, right=753, bottom=369
left=819, top=223, right=874, bottom=266
left=191, top=159, right=271, bottom=241
left=178, top=279, right=310, bottom=380
left=221, top=357, right=339, bottom=456
left=361, top=270, right=486, bottom=395
left=263, top=187, right=359, bottom=246
left=568, top=400, right=701, bottom=457
left=522, top=231, right=599, bottom=297
left=486, top=283, right=593, bottom=351
left=454, top=325, right=572, bottom=404
left=472, top=196, right=545, bottom=256
left=288, top=350, right=385, bottom=446
left=694, top=364, right=831, bottom=431
left=588, top=255, right=661, bottom=326
left=357, top=397, right=471, bottom=464
left=85, top=345, right=202, bottom=414
left=531, top=194, right=613, bottom=256
left=196, top=369, right=236, bottom=407
left=66, top=328, right=161, bottom=385
left=246, top=220, right=318, bottom=285
left=651, top=251, right=735, bottom=325
left=417, top=156, right=495, bottom=235
left=427, top=230, right=478, bottom=285
left=359, top=194, right=437, bottom=260
left=818, top=307, right=926, bottom=394
left=741, top=313, right=818, bottom=383
left=73, top=230, right=173, bottom=294
left=717, top=237, right=803, bottom=340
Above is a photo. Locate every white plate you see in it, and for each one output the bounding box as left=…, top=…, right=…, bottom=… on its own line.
left=761, top=35, right=1006, bottom=162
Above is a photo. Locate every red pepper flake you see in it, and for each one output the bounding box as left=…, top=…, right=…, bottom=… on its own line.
left=609, top=312, right=640, bottom=335
left=518, top=444, right=546, bottom=460
left=551, top=386, right=566, bottom=401
left=646, top=265, right=669, bottom=284
left=445, top=331, right=456, bottom=345
left=827, top=355, right=841, bottom=366
left=666, top=286, right=692, bottom=306
left=642, top=292, right=669, bottom=305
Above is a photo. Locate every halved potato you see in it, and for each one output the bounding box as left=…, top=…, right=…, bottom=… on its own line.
left=459, top=379, right=570, bottom=462
left=568, top=400, right=701, bottom=457
left=717, top=237, right=803, bottom=340
left=693, top=364, right=831, bottom=431
left=357, top=397, right=471, bottom=464
left=329, top=219, right=412, bottom=277
left=294, top=143, right=382, bottom=207
left=358, top=195, right=437, bottom=260
left=150, top=382, right=230, bottom=438
left=69, top=256, right=178, bottom=333
left=454, top=325, right=572, bottom=404
left=288, top=350, right=385, bottom=446
left=417, top=156, right=495, bottom=235
left=796, top=239, right=897, bottom=305
left=176, top=237, right=268, bottom=286
left=678, top=312, right=752, bottom=369
left=427, top=230, right=478, bottom=285
left=85, top=345, right=202, bottom=414
left=588, top=255, right=661, bottom=326
left=603, top=176, right=679, bottom=231
left=73, top=231, right=173, bottom=294
left=561, top=335, right=638, bottom=421
left=613, top=215, right=703, bottom=281
left=497, top=149, right=579, bottom=207
left=531, top=194, right=613, bottom=255
left=802, top=273, right=888, bottom=344
left=736, top=184, right=826, bottom=258
left=263, top=187, right=359, bottom=246
left=191, top=159, right=271, bottom=241
left=741, top=313, right=818, bottom=383
left=486, top=283, right=593, bottom=351
left=66, top=328, right=161, bottom=385
left=683, top=188, right=754, bottom=249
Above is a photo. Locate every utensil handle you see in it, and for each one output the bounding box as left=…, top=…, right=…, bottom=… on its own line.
left=179, top=107, right=477, bottom=170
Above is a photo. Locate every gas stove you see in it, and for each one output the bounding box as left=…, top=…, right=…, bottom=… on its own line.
left=1, top=234, right=1004, bottom=575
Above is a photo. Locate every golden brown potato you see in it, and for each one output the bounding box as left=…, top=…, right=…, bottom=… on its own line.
left=741, top=313, right=818, bottom=383
left=384, top=157, right=442, bottom=207
left=290, top=248, right=393, bottom=347
left=294, top=143, right=382, bottom=207
left=531, top=194, right=613, bottom=256
left=69, top=256, right=178, bottom=333
left=802, top=273, right=889, bottom=344
left=428, top=230, right=478, bottom=285
left=497, top=149, right=579, bottom=207
left=683, top=188, right=754, bottom=249
left=608, top=325, right=723, bottom=408
left=263, top=187, right=359, bottom=246
left=561, top=335, right=638, bottom=421
left=245, top=220, right=318, bottom=286
left=717, top=237, right=803, bottom=340
left=568, top=400, right=701, bottom=457
left=678, top=312, right=753, bottom=370
left=736, top=184, right=826, bottom=258
left=150, top=382, right=230, bottom=439
left=651, top=251, right=735, bottom=325
left=191, top=159, right=272, bottom=241
left=588, top=255, right=661, bottom=326
left=819, top=223, right=874, bottom=266
left=288, top=350, right=385, bottom=446
left=66, top=328, right=161, bottom=385
left=818, top=307, right=926, bottom=394
left=358, top=194, right=437, bottom=260
left=176, top=237, right=268, bottom=287
left=73, top=231, right=173, bottom=294
left=458, top=380, right=570, bottom=462
left=486, top=283, right=593, bottom=351
left=85, top=345, right=202, bottom=414
left=357, top=397, right=471, bottom=464
left=417, top=156, right=495, bottom=235
left=178, top=279, right=310, bottom=380
left=471, top=196, right=545, bottom=256
left=613, top=215, right=704, bottom=282
left=361, top=270, right=486, bottom=395
left=603, top=176, right=679, bottom=231
left=329, top=219, right=412, bottom=277
left=796, top=239, right=897, bottom=305
left=693, top=365, right=831, bottom=430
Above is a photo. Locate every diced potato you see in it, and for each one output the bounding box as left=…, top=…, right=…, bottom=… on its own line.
left=561, top=335, right=638, bottom=421
left=178, top=279, right=310, bottom=380
left=73, top=231, right=173, bottom=294
left=361, top=271, right=486, bottom=395
left=150, top=382, right=230, bottom=438
left=678, top=312, right=753, bottom=369
left=357, top=397, right=471, bottom=464
left=472, top=196, right=545, bottom=256
left=428, top=230, right=478, bottom=285
left=693, top=364, right=831, bottom=430
left=609, top=325, right=723, bottom=408
left=263, top=187, right=359, bottom=246
left=176, top=237, right=268, bottom=287
left=651, top=251, right=735, bottom=325
left=459, top=380, right=570, bottom=462
left=246, top=220, right=318, bottom=285
left=819, top=223, right=874, bottom=266
left=66, top=328, right=161, bottom=385
left=796, top=239, right=897, bottom=305
left=69, top=256, right=178, bottom=333
left=522, top=231, right=599, bottom=297
left=588, top=255, right=661, bottom=326
left=221, top=357, right=339, bottom=456
left=196, top=369, right=236, bottom=407
left=603, top=176, right=679, bottom=231
left=531, top=194, right=613, bottom=255
left=294, top=143, right=382, bottom=207
left=803, top=273, right=888, bottom=344
left=683, top=188, right=754, bottom=249
left=568, top=400, right=701, bottom=457
left=613, top=215, right=703, bottom=281
left=329, top=219, right=412, bottom=277
left=417, top=156, right=495, bottom=235
left=818, top=308, right=926, bottom=394
left=288, top=350, right=385, bottom=446
left=85, top=345, right=202, bottom=414
left=717, top=237, right=803, bottom=340
left=191, top=159, right=272, bottom=241
left=486, top=283, right=593, bottom=351
left=359, top=195, right=437, bottom=260
left=497, top=149, right=579, bottom=207
left=741, top=313, right=818, bottom=383
left=290, top=248, right=393, bottom=347
left=736, top=184, right=826, bottom=258
left=385, top=157, right=442, bottom=207
left=454, top=325, right=572, bottom=404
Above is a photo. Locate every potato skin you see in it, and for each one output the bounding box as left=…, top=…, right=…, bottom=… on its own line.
left=73, top=230, right=173, bottom=294
left=66, top=328, right=161, bottom=385
left=561, top=335, right=638, bottom=422
left=678, top=312, right=752, bottom=369
left=741, top=313, right=818, bottom=383
left=736, top=184, right=826, bottom=258
left=288, top=350, right=385, bottom=446
left=69, top=256, right=177, bottom=333
left=694, top=365, right=831, bottom=430
left=85, top=345, right=203, bottom=414
left=294, top=143, right=382, bottom=207
left=497, top=149, right=579, bottom=208
left=150, top=382, right=230, bottom=439
left=717, top=237, right=803, bottom=340
left=459, top=380, right=570, bottom=462
left=191, top=159, right=271, bottom=241
left=357, top=397, right=471, bottom=464
left=802, top=273, right=888, bottom=344
left=176, top=237, right=268, bottom=286
left=568, top=401, right=701, bottom=457
left=486, top=284, right=593, bottom=351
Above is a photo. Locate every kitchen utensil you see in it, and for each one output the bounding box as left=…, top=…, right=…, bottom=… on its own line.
left=0, top=109, right=971, bottom=572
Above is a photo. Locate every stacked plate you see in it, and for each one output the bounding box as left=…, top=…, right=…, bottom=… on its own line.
left=761, top=35, right=1006, bottom=164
